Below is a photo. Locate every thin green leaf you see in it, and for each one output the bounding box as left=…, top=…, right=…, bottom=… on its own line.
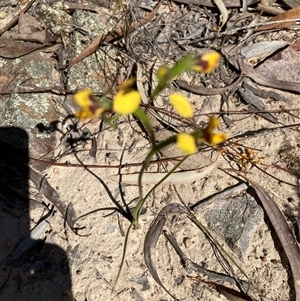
left=112, top=223, right=133, bottom=291
left=133, top=107, right=153, bottom=133
left=114, top=139, right=187, bottom=290
left=134, top=154, right=188, bottom=226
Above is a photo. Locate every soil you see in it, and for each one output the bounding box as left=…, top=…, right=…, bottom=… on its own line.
left=0, top=1, right=300, bottom=301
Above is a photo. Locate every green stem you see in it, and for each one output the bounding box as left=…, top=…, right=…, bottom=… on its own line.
left=112, top=222, right=133, bottom=291
left=133, top=136, right=187, bottom=226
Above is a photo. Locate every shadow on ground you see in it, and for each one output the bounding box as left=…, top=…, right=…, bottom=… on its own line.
left=0, top=127, right=73, bottom=301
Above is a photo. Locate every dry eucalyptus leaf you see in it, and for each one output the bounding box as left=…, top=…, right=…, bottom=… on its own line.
left=144, top=204, right=183, bottom=301
left=213, top=0, right=229, bottom=28
left=255, top=6, right=300, bottom=31
left=0, top=38, right=48, bottom=58
left=282, top=0, right=300, bottom=8
left=232, top=171, right=300, bottom=301
left=2, top=30, right=50, bottom=44
left=18, top=11, right=43, bottom=34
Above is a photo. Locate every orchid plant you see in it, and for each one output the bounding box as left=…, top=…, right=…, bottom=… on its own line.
left=73, top=52, right=227, bottom=288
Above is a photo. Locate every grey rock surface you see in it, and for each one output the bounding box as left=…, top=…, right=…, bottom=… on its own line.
left=66, top=9, right=118, bottom=93
left=204, top=190, right=264, bottom=259
left=0, top=51, right=60, bottom=160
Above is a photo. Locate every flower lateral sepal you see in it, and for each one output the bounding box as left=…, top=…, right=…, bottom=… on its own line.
left=199, top=116, right=227, bottom=145
left=73, top=89, right=106, bottom=119
left=169, top=93, right=194, bottom=119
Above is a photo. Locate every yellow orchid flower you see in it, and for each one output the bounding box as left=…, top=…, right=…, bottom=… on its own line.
left=169, top=93, right=193, bottom=118
left=200, top=116, right=227, bottom=145
left=176, top=117, right=226, bottom=154
left=113, top=78, right=141, bottom=115
left=191, top=52, right=221, bottom=73
left=74, top=89, right=105, bottom=119
left=176, top=133, right=197, bottom=154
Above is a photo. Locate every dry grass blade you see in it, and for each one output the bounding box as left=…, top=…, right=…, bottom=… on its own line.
left=144, top=204, right=183, bottom=301
left=229, top=170, right=300, bottom=301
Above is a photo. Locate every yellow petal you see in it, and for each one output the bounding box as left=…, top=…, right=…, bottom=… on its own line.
left=113, top=90, right=141, bottom=115
left=176, top=133, right=197, bottom=155
left=74, top=89, right=93, bottom=108
left=207, top=116, right=220, bottom=131
left=210, top=133, right=228, bottom=145
left=74, top=107, right=104, bottom=119
left=73, top=89, right=105, bottom=119
left=169, top=93, right=193, bottom=118
left=192, top=52, right=221, bottom=73
left=74, top=110, right=92, bottom=119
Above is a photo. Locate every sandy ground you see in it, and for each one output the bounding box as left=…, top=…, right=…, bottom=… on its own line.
left=33, top=89, right=300, bottom=301
left=0, top=1, right=300, bottom=301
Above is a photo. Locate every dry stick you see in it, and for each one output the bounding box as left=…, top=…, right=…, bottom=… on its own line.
left=257, top=3, right=284, bottom=16
left=29, top=155, right=191, bottom=169
left=0, top=87, right=75, bottom=96
left=228, top=170, right=300, bottom=301
left=0, top=71, right=19, bottom=94
left=26, top=120, right=300, bottom=170
left=29, top=167, right=66, bottom=219
left=29, top=167, right=83, bottom=235
left=192, top=18, right=300, bottom=42
left=282, top=0, right=300, bottom=8
left=191, top=183, right=248, bottom=212
left=1, top=207, right=54, bottom=266
left=66, top=0, right=162, bottom=67
left=0, top=0, right=36, bottom=36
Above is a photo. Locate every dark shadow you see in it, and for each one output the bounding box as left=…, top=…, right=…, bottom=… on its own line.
left=0, top=128, right=73, bottom=301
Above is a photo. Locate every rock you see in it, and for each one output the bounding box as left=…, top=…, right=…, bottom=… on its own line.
left=33, top=2, right=72, bottom=36
left=203, top=190, right=264, bottom=259
left=0, top=51, right=60, bottom=165
left=66, top=9, right=118, bottom=93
